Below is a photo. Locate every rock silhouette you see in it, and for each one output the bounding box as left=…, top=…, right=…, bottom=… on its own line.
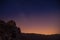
left=0, top=20, right=22, bottom=40
left=0, top=19, right=60, bottom=40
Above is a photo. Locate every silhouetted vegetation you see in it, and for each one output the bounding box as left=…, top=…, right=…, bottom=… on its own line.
left=0, top=19, right=60, bottom=40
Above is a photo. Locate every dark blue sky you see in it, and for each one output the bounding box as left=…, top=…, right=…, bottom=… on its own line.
left=0, top=0, right=59, bottom=16
left=0, top=0, right=60, bottom=34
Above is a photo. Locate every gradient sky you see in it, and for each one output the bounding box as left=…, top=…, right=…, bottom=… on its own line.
left=0, top=0, right=60, bottom=35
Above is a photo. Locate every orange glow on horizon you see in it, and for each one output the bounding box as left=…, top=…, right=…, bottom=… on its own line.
left=20, top=26, right=58, bottom=35
left=16, top=17, right=58, bottom=35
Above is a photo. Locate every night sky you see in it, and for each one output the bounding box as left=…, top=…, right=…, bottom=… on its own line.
left=0, top=0, right=60, bottom=35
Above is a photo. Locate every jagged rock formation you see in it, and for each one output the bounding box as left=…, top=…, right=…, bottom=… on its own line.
left=0, top=20, right=22, bottom=40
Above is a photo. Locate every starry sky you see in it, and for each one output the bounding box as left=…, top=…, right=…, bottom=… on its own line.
left=0, top=0, right=60, bottom=35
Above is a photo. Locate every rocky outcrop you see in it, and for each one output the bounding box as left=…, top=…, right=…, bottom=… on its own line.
left=0, top=20, right=22, bottom=40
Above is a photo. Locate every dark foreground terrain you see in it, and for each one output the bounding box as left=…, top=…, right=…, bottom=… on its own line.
left=0, top=20, right=60, bottom=40
left=22, top=33, right=60, bottom=40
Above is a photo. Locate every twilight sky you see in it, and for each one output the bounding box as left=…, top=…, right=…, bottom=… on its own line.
left=0, top=0, right=60, bottom=35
